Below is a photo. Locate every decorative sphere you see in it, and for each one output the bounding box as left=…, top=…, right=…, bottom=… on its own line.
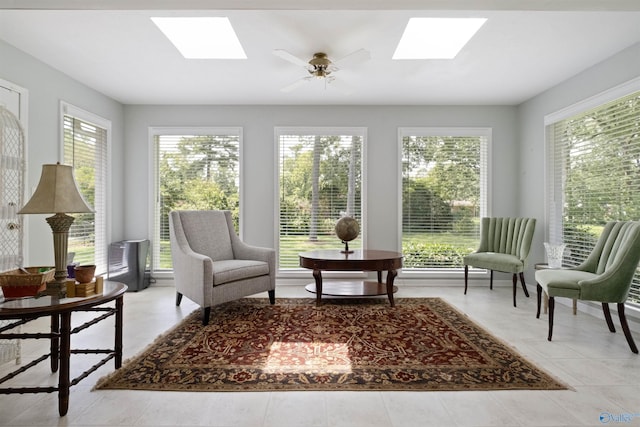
left=335, top=216, right=359, bottom=242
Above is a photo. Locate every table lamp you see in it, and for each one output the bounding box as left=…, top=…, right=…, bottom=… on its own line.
left=18, top=163, right=94, bottom=298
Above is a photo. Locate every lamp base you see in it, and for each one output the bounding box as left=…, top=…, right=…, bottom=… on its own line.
left=42, top=280, right=67, bottom=298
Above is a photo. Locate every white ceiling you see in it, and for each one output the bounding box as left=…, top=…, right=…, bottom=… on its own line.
left=1, top=1, right=640, bottom=105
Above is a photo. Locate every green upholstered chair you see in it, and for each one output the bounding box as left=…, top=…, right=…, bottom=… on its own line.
left=536, top=221, right=640, bottom=353
left=464, top=217, right=537, bottom=307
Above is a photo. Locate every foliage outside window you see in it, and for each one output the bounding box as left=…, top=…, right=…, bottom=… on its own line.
left=153, top=129, right=240, bottom=271
left=547, top=90, right=640, bottom=304
left=400, top=128, right=489, bottom=269
left=62, top=106, right=109, bottom=273
left=277, top=128, right=364, bottom=270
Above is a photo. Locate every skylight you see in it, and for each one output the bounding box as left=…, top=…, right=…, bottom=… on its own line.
left=151, top=17, right=246, bottom=59
left=393, top=17, right=487, bottom=60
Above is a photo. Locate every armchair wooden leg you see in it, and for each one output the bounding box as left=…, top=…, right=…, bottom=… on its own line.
left=617, top=303, right=638, bottom=354
left=490, top=270, right=494, bottom=290
left=268, top=289, right=275, bottom=304
left=464, top=265, right=469, bottom=294
left=602, top=303, right=616, bottom=332
left=536, top=284, right=542, bottom=318
left=519, top=272, right=530, bottom=298
left=202, top=307, right=211, bottom=326
left=548, top=296, right=555, bottom=341
left=176, top=292, right=183, bottom=306
left=512, top=274, right=517, bottom=307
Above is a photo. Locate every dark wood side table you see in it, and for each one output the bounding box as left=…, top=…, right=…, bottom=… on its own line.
left=299, top=250, right=403, bottom=306
left=0, top=281, right=127, bottom=416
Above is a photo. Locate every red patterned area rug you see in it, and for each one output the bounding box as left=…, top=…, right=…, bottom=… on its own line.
left=94, top=298, right=568, bottom=392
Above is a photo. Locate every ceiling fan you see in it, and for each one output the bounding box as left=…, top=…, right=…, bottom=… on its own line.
left=273, top=49, right=370, bottom=93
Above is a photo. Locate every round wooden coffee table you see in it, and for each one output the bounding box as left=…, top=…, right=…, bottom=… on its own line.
left=299, top=250, right=403, bottom=306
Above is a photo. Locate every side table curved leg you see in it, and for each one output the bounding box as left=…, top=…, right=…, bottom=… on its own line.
left=58, top=312, right=71, bottom=416
left=115, top=296, right=124, bottom=368
left=313, top=269, right=322, bottom=306
left=386, top=269, right=397, bottom=307
left=50, top=314, right=59, bottom=373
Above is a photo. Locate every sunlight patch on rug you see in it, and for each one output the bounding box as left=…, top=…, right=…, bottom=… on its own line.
left=94, top=298, right=568, bottom=392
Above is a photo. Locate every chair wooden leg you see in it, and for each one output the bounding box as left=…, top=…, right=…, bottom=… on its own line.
left=175, top=292, right=183, bottom=306
left=202, top=307, right=211, bottom=326
left=490, top=270, right=494, bottom=290
left=268, top=289, right=275, bottom=304
left=464, top=265, right=469, bottom=294
left=536, top=284, right=542, bottom=318
left=512, top=273, right=517, bottom=307
left=602, top=303, right=616, bottom=332
left=519, top=272, right=530, bottom=297
left=548, top=296, right=555, bottom=341
left=617, top=303, right=638, bottom=354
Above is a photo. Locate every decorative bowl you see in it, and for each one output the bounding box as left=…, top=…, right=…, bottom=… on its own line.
left=74, top=265, right=96, bottom=284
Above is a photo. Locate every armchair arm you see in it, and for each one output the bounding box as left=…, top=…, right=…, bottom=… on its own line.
left=578, top=261, right=635, bottom=303
left=231, top=239, right=276, bottom=290
left=170, top=212, right=214, bottom=306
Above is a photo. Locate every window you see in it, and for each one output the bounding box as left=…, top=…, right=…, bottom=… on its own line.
left=399, top=128, right=489, bottom=270
left=151, top=128, right=241, bottom=272
left=546, top=86, right=640, bottom=304
left=277, top=127, right=365, bottom=271
left=62, top=103, right=109, bottom=273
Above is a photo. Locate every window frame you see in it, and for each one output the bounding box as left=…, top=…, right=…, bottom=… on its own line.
left=544, top=77, right=640, bottom=305
left=149, top=126, right=243, bottom=276
left=397, top=127, right=491, bottom=277
left=274, top=126, right=367, bottom=277
left=59, top=101, right=111, bottom=274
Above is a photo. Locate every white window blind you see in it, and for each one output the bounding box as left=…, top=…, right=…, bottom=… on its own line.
left=152, top=129, right=240, bottom=272
left=63, top=110, right=108, bottom=273
left=400, top=128, right=489, bottom=270
left=547, top=90, right=640, bottom=304
left=277, top=128, right=364, bottom=270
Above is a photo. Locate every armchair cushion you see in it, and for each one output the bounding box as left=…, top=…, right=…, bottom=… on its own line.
left=178, top=210, right=234, bottom=261
left=463, top=252, right=523, bottom=274
left=213, top=260, right=270, bottom=286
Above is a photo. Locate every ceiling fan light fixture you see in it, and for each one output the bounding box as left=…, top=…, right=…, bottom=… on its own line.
left=307, top=52, right=334, bottom=78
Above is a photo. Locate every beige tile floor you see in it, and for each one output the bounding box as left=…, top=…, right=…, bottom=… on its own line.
left=1, top=280, right=639, bottom=427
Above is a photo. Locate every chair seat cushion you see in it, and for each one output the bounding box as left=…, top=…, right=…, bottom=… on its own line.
left=535, top=269, right=597, bottom=299
left=212, top=260, right=270, bottom=286
left=464, top=252, right=523, bottom=274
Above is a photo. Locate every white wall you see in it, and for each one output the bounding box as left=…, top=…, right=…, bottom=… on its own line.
left=518, top=42, right=640, bottom=283
left=0, top=39, right=125, bottom=267
left=123, top=105, right=518, bottom=261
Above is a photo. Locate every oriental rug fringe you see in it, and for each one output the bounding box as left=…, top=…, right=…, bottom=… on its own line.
left=94, top=298, right=568, bottom=392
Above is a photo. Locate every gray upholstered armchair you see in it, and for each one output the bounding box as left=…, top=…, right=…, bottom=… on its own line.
left=536, top=221, right=640, bottom=353
left=464, top=217, right=537, bottom=307
left=169, top=210, right=276, bottom=325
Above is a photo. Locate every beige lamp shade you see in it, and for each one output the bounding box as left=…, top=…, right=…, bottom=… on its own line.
left=18, top=163, right=94, bottom=214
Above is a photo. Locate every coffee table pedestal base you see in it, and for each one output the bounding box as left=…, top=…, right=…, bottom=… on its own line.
left=305, top=281, right=398, bottom=297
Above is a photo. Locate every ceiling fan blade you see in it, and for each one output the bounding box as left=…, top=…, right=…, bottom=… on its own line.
left=332, top=48, right=370, bottom=69
left=281, top=77, right=312, bottom=93
left=273, top=49, right=309, bottom=68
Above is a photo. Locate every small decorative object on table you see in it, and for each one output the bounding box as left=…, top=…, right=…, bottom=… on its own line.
left=543, top=242, right=565, bottom=269
left=74, top=265, right=96, bottom=284
left=0, top=267, right=55, bottom=298
left=335, top=215, right=359, bottom=253
left=71, top=265, right=97, bottom=297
